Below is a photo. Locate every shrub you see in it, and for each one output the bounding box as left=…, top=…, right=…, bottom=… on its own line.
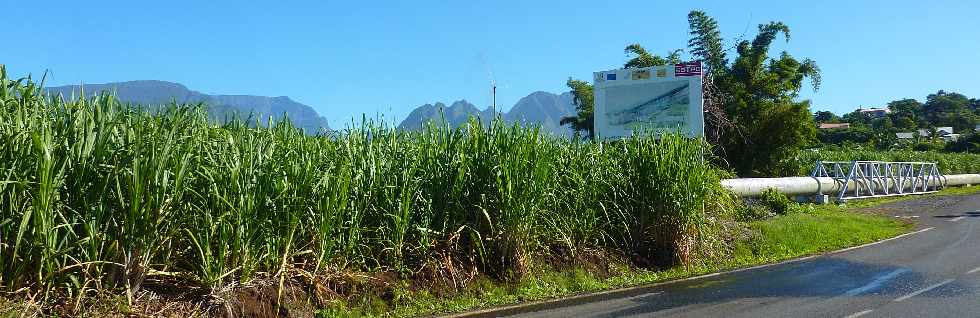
left=759, top=189, right=792, bottom=215
left=912, top=142, right=945, bottom=152
left=739, top=204, right=776, bottom=221
left=945, top=133, right=980, bottom=153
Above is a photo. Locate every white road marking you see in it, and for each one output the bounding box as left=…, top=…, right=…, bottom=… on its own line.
left=844, top=268, right=909, bottom=296
left=830, top=227, right=934, bottom=255
left=893, top=279, right=954, bottom=302
left=843, top=309, right=873, bottom=318
left=967, top=266, right=980, bottom=274
left=949, top=216, right=966, bottom=222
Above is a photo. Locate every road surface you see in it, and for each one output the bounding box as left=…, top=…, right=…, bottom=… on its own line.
left=509, top=193, right=980, bottom=318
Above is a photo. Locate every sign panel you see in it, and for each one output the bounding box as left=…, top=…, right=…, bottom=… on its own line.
left=593, top=61, right=704, bottom=138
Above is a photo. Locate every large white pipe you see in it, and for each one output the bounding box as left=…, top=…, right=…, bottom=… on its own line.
left=945, top=174, right=980, bottom=186
left=721, top=174, right=980, bottom=197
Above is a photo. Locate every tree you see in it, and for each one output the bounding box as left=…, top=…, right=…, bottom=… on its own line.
left=945, top=133, right=980, bottom=153
left=926, top=127, right=940, bottom=142
left=699, top=17, right=821, bottom=175
left=813, top=111, right=840, bottom=123
left=817, top=125, right=872, bottom=145
left=687, top=11, right=730, bottom=143
left=841, top=109, right=867, bottom=125
left=923, top=90, right=975, bottom=132
left=687, top=11, right=726, bottom=73
left=871, top=130, right=899, bottom=150
left=623, top=44, right=682, bottom=69
left=872, top=117, right=895, bottom=132
left=887, top=98, right=922, bottom=130
left=559, top=78, right=595, bottom=138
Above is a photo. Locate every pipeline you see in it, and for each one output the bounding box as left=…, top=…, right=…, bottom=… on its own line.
left=721, top=174, right=980, bottom=197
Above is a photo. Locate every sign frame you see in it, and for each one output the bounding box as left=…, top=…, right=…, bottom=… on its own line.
left=593, top=61, right=704, bottom=139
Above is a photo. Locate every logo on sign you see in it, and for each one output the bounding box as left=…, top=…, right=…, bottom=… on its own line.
left=674, top=61, right=702, bottom=76
left=631, top=70, right=650, bottom=80
left=606, top=73, right=617, bottom=81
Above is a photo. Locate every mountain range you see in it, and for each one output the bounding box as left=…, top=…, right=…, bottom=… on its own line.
left=45, top=80, right=579, bottom=136
left=46, top=80, right=332, bottom=132
left=398, top=91, right=577, bottom=136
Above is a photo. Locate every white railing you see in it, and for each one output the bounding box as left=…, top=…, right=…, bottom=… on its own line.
left=811, top=161, right=945, bottom=201
left=720, top=161, right=980, bottom=202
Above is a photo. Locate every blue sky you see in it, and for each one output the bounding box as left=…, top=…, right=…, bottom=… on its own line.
left=5, top=0, right=979, bottom=128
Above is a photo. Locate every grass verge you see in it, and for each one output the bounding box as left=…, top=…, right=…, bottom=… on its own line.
left=330, top=186, right=979, bottom=318
left=728, top=206, right=911, bottom=265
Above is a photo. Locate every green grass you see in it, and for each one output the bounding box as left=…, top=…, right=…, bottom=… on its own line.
left=729, top=208, right=910, bottom=265
left=719, top=186, right=980, bottom=269
left=822, top=185, right=980, bottom=211
left=723, top=186, right=980, bottom=269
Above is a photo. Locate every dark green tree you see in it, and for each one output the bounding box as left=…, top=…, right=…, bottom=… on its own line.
left=687, top=11, right=726, bottom=72
left=817, top=125, right=873, bottom=145
left=887, top=98, right=923, bottom=130
left=872, top=117, right=895, bottom=131
left=841, top=109, right=872, bottom=126
left=813, top=111, right=840, bottom=123
left=623, top=44, right=682, bottom=69
left=559, top=78, right=595, bottom=138
left=923, top=90, right=975, bottom=132
left=694, top=16, right=821, bottom=175
left=687, top=11, right=730, bottom=142
left=945, top=133, right=980, bottom=153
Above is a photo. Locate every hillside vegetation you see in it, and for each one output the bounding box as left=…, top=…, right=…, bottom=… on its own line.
left=814, top=90, right=980, bottom=151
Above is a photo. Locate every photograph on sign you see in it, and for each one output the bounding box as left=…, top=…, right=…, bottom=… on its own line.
left=593, top=62, right=704, bottom=138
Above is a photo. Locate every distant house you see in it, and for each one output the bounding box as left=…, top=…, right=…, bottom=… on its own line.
left=857, top=107, right=890, bottom=118
left=943, top=134, right=961, bottom=142
left=975, top=124, right=980, bottom=132
left=896, top=132, right=916, bottom=140
left=918, top=127, right=954, bottom=137
left=818, top=123, right=850, bottom=129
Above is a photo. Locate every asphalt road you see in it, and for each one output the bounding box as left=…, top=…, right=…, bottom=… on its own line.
left=508, top=193, right=980, bottom=318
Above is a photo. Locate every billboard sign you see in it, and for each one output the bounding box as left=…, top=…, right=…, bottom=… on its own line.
left=593, top=61, right=704, bottom=138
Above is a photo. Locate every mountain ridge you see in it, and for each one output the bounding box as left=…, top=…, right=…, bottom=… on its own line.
left=46, top=80, right=579, bottom=136
left=398, top=91, right=576, bottom=136
left=46, top=80, right=332, bottom=132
